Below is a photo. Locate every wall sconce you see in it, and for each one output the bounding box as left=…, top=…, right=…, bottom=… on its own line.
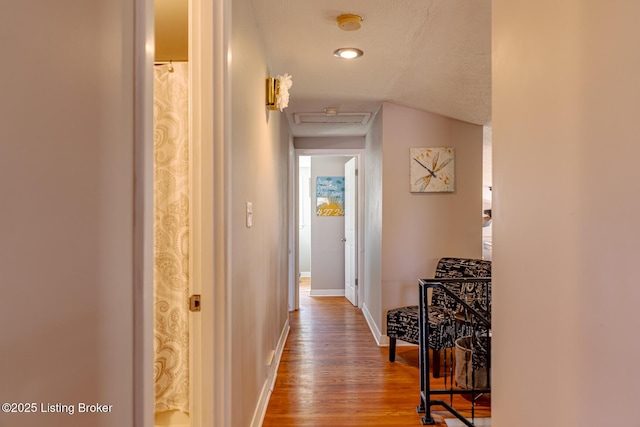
left=266, top=73, right=293, bottom=111
left=266, top=77, right=280, bottom=110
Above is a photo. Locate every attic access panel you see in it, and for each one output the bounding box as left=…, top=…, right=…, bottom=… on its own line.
left=293, top=112, right=372, bottom=125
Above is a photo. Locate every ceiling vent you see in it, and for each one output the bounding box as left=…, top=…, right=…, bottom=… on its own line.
left=293, top=112, right=372, bottom=125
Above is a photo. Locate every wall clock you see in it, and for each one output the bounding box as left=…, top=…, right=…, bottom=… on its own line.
left=410, top=147, right=455, bottom=193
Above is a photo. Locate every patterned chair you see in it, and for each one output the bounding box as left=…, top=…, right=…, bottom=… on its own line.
left=386, top=257, right=491, bottom=376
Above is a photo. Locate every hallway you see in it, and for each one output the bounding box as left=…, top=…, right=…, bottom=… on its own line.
left=263, top=281, right=489, bottom=426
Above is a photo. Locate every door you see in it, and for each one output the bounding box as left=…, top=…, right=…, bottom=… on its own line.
left=344, top=157, right=357, bottom=306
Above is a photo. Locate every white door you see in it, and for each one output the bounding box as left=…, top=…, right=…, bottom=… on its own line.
left=344, top=157, right=357, bottom=306
left=189, top=0, right=225, bottom=424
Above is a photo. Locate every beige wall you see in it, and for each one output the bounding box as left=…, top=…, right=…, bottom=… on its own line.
left=493, top=0, right=640, bottom=424
left=0, top=1, right=146, bottom=426
left=230, top=0, right=291, bottom=425
left=381, top=103, right=483, bottom=329
left=155, top=0, right=188, bottom=62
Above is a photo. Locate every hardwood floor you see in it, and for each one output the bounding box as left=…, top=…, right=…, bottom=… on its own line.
left=263, top=280, right=490, bottom=426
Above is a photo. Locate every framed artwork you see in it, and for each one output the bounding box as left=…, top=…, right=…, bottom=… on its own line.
left=316, top=176, right=345, bottom=216
left=410, top=147, right=455, bottom=192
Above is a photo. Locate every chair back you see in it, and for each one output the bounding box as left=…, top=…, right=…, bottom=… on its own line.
left=431, top=258, right=492, bottom=313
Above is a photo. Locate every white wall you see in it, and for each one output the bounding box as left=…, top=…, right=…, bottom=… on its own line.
left=230, top=0, right=291, bottom=425
left=368, top=103, right=483, bottom=339
left=0, top=1, right=146, bottom=426
left=310, top=156, right=349, bottom=294
left=298, top=157, right=311, bottom=276
left=493, top=1, right=640, bottom=425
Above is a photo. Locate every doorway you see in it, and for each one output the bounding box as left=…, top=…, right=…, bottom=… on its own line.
left=151, top=0, right=225, bottom=426
left=293, top=149, right=365, bottom=311
left=482, top=125, right=492, bottom=261
left=138, top=0, right=228, bottom=425
left=153, top=2, right=190, bottom=426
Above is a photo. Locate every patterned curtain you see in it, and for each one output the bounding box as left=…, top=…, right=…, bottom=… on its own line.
left=153, top=62, right=190, bottom=413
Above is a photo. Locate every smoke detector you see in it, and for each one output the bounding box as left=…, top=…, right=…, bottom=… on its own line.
left=337, top=14, right=363, bottom=31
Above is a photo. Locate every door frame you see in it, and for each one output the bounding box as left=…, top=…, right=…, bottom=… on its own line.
left=133, top=0, right=154, bottom=424
left=188, top=0, right=232, bottom=425
left=292, top=148, right=365, bottom=311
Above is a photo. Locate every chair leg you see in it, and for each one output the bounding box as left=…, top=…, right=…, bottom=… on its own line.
left=432, top=349, right=441, bottom=378
left=389, top=337, right=397, bottom=362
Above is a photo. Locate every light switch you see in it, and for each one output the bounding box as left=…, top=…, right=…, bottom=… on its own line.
left=246, top=201, right=253, bottom=228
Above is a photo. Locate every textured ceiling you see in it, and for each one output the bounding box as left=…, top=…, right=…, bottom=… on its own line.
left=154, top=0, right=492, bottom=137
left=251, top=0, right=492, bottom=137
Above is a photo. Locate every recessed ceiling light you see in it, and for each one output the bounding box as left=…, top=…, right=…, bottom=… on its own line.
left=333, top=48, right=364, bottom=59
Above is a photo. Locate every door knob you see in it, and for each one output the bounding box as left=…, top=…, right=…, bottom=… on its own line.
left=341, top=237, right=347, bottom=242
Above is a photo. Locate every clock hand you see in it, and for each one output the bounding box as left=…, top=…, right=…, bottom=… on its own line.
left=413, top=158, right=437, bottom=177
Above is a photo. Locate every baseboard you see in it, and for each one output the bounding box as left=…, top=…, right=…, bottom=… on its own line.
left=300, top=271, right=311, bottom=278
left=362, top=303, right=385, bottom=346
left=309, top=289, right=345, bottom=297
left=250, top=319, right=290, bottom=427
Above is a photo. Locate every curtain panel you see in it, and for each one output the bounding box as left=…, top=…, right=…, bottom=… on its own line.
left=153, top=62, right=190, bottom=414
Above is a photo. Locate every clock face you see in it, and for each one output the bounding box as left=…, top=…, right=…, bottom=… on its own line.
left=410, top=147, right=455, bottom=192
